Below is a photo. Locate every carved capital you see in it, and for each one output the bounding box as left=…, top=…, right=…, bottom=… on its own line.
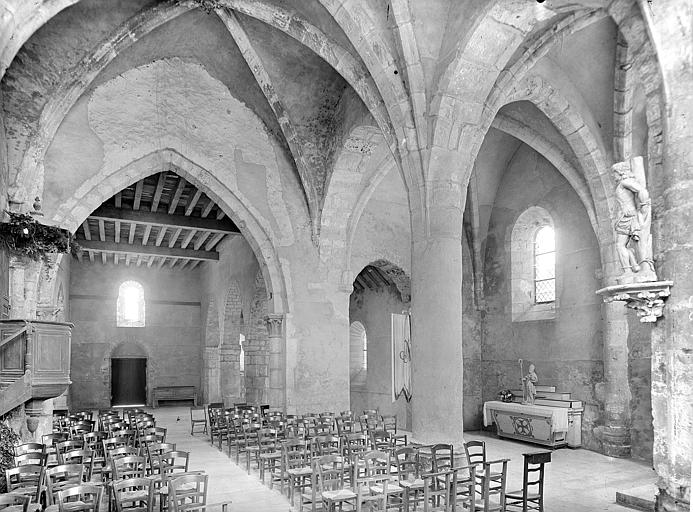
left=596, top=280, right=673, bottom=323
left=265, top=314, right=284, bottom=337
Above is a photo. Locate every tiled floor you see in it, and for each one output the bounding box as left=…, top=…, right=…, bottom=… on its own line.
left=152, top=406, right=655, bottom=511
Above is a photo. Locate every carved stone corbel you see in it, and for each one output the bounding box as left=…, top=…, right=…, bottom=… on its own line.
left=596, top=280, right=674, bottom=323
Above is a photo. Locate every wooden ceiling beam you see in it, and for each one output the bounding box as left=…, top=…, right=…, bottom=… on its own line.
left=185, top=190, right=202, bottom=216
left=205, top=233, right=225, bottom=251
left=157, top=258, right=167, bottom=269
left=168, top=228, right=182, bottom=248
left=147, top=256, right=155, bottom=268
left=133, top=180, right=144, bottom=210
left=142, top=225, right=152, bottom=245
left=79, top=240, right=219, bottom=261
left=114, top=220, right=121, bottom=243
left=115, top=192, right=122, bottom=208
left=81, top=221, right=91, bottom=241
left=89, top=206, right=238, bottom=234
left=101, top=252, right=107, bottom=265
left=181, top=230, right=196, bottom=249
left=194, top=232, right=211, bottom=251
left=201, top=199, right=214, bottom=218
left=168, top=177, right=187, bottom=214
left=151, top=173, right=166, bottom=212
left=155, top=227, right=167, bottom=247
left=98, top=220, right=106, bottom=242
left=128, top=223, right=136, bottom=244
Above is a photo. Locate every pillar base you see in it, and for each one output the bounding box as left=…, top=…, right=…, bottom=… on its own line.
left=595, top=425, right=631, bottom=458
left=656, top=488, right=690, bottom=512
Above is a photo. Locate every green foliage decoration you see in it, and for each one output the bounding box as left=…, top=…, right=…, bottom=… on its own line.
left=0, top=420, right=20, bottom=492
left=0, top=211, right=80, bottom=263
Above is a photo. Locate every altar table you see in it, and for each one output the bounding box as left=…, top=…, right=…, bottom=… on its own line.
left=483, top=400, right=570, bottom=448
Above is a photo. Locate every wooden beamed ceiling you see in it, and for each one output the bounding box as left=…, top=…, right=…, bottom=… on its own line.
left=74, top=171, right=240, bottom=270
left=352, top=265, right=393, bottom=293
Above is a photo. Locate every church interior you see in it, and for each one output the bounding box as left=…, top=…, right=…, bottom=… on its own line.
left=0, top=0, right=690, bottom=511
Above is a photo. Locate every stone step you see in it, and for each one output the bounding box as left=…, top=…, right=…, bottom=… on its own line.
left=616, top=484, right=656, bottom=512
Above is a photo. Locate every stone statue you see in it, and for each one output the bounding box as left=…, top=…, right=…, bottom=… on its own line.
left=612, top=157, right=657, bottom=284
left=523, top=363, right=538, bottom=405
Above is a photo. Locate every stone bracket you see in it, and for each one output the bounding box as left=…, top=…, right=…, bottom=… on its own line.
left=596, top=280, right=674, bottom=323
left=265, top=313, right=284, bottom=337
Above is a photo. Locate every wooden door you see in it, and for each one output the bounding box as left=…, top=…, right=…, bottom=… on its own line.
left=111, top=358, right=146, bottom=406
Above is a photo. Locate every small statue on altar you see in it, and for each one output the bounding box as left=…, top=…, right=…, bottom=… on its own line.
left=522, top=363, right=538, bottom=405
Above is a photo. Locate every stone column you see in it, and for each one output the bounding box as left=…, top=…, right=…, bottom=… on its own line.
left=202, top=347, right=221, bottom=404
left=265, top=314, right=284, bottom=410
left=219, top=344, right=241, bottom=408
left=599, top=300, right=632, bottom=457
left=411, top=180, right=465, bottom=446
left=9, top=257, right=41, bottom=319
left=647, top=3, right=692, bottom=510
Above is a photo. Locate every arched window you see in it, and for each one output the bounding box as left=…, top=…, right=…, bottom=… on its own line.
left=510, top=207, right=556, bottom=321
left=239, top=333, right=245, bottom=373
left=534, top=226, right=555, bottom=303
left=349, top=321, right=367, bottom=386
left=117, top=281, right=145, bottom=327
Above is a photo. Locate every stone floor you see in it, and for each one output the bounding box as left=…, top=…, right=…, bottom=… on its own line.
left=151, top=406, right=656, bottom=512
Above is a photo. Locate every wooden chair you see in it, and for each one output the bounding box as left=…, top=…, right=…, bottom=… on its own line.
left=422, top=469, right=457, bottom=512
left=146, top=444, right=178, bottom=476
left=277, top=439, right=310, bottom=503
left=44, top=464, right=86, bottom=506
left=112, top=456, right=147, bottom=480
left=463, top=440, right=508, bottom=512
left=189, top=407, right=207, bottom=436
left=56, top=484, right=103, bottom=512
left=362, top=450, right=403, bottom=510
left=0, top=493, right=31, bottom=512
left=353, top=475, right=389, bottom=512
left=394, top=447, right=425, bottom=511
left=13, top=443, right=45, bottom=457
left=168, top=474, right=230, bottom=512
left=381, top=415, right=408, bottom=447
left=310, top=435, right=341, bottom=458
left=61, top=449, right=95, bottom=482
left=504, top=451, right=551, bottom=512
left=4, top=465, right=44, bottom=504
left=56, top=440, right=84, bottom=464
left=257, top=429, right=282, bottom=485
left=315, top=455, right=356, bottom=512
left=111, top=477, right=155, bottom=512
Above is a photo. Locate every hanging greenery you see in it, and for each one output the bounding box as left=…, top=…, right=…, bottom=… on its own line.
left=0, top=211, right=80, bottom=263
left=0, top=420, right=20, bottom=492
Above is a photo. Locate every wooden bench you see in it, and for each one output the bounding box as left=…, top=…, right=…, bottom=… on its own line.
left=152, top=386, right=198, bottom=408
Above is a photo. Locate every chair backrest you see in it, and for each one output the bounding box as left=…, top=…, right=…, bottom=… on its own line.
left=83, top=432, right=107, bottom=455
left=56, top=440, right=84, bottom=460
left=158, top=451, right=190, bottom=475
left=380, top=415, right=398, bottom=434
left=335, top=417, right=354, bottom=436
left=112, top=455, right=147, bottom=480
left=14, top=451, right=48, bottom=467
left=107, top=446, right=139, bottom=462
left=463, top=440, right=486, bottom=466
left=362, top=450, right=391, bottom=477
left=354, top=475, right=388, bottom=512
left=169, top=473, right=208, bottom=512
left=4, top=465, right=44, bottom=502
left=394, top=447, right=419, bottom=482
left=56, top=483, right=103, bottom=512
left=314, top=455, right=347, bottom=493
left=310, top=435, right=341, bottom=457
left=521, top=451, right=550, bottom=503
left=45, top=464, right=85, bottom=504
left=111, top=477, right=154, bottom=512
left=430, top=444, right=454, bottom=473
left=422, top=469, right=457, bottom=512
left=13, top=443, right=45, bottom=457
left=190, top=407, right=206, bottom=422
left=342, top=433, right=369, bottom=463
left=0, top=494, right=29, bottom=512
left=62, top=449, right=94, bottom=480
left=42, top=433, right=69, bottom=447
left=282, top=439, right=309, bottom=470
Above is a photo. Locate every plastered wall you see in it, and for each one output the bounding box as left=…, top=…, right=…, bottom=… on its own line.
left=68, top=262, right=202, bottom=409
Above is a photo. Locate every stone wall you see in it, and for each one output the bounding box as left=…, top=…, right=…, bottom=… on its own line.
left=68, top=262, right=202, bottom=409
left=481, top=143, right=604, bottom=451
left=349, top=282, right=410, bottom=428
left=628, top=316, right=653, bottom=462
